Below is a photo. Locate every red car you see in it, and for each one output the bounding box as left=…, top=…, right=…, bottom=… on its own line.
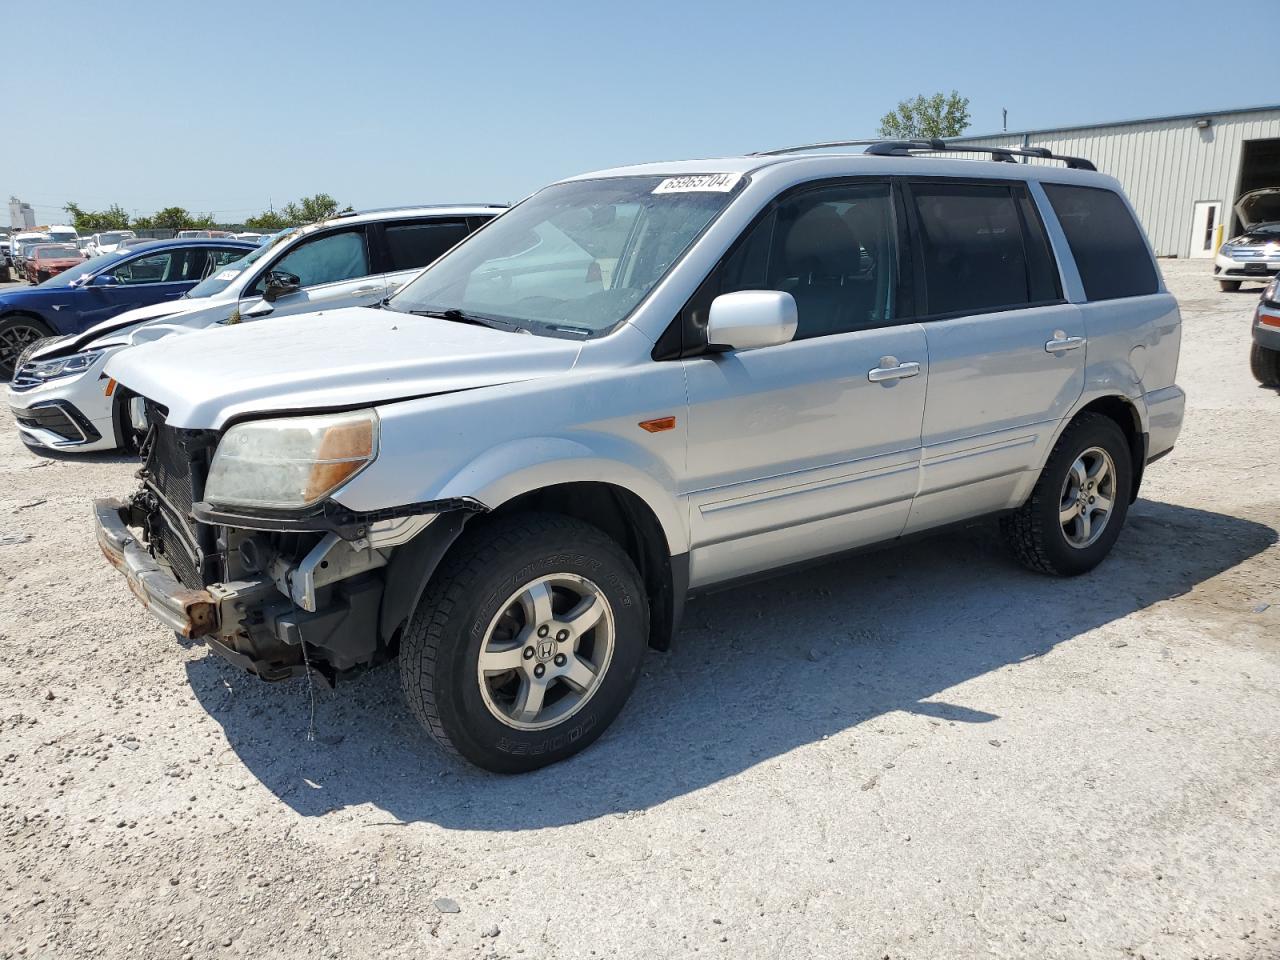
left=26, top=244, right=86, bottom=285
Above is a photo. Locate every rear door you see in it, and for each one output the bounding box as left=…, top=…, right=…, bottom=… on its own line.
left=77, top=246, right=209, bottom=329
left=371, top=217, right=480, bottom=298
left=237, top=225, right=383, bottom=321
left=903, top=178, right=1084, bottom=533
left=682, top=179, right=929, bottom=588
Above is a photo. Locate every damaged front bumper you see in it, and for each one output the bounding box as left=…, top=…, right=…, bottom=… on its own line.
left=95, top=497, right=218, bottom=638
left=95, top=493, right=480, bottom=682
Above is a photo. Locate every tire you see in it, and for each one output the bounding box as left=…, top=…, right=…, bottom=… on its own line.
left=399, top=512, right=649, bottom=773
left=1219, top=279, right=1242, bottom=292
left=1251, top=342, right=1280, bottom=387
left=1000, top=412, right=1133, bottom=577
left=0, top=315, right=55, bottom=381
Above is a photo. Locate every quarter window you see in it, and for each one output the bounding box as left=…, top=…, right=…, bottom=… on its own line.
left=383, top=221, right=471, bottom=272
left=1042, top=183, right=1158, bottom=301
left=716, top=182, right=898, bottom=339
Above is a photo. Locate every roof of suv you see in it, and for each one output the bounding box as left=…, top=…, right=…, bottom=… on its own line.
left=566, top=147, right=1113, bottom=188
left=329, top=204, right=508, bottom=223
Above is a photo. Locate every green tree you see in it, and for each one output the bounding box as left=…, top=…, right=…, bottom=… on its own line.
left=63, top=201, right=131, bottom=232
left=245, top=194, right=352, bottom=230
left=243, top=209, right=290, bottom=230
left=146, top=207, right=217, bottom=230
left=878, top=91, right=971, bottom=140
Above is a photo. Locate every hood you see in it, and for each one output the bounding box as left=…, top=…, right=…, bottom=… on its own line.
left=39, top=257, right=85, bottom=268
left=104, top=305, right=584, bottom=430
left=29, top=299, right=209, bottom=360
left=1235, top=188, right=1280, bottom=231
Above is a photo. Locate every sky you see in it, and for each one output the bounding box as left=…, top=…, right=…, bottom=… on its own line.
left=4, top=0, right=1256, bottom=225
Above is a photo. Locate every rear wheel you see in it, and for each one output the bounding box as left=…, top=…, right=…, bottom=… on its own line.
left=1001, top=413, right=1133, bottom=576
left=399, top=513, right=648, bottom=773
left=1218, top=279, right=1242, bottom=292
left=1251, top=342, right=1280, bottom=387
left=0, top=316, right=54, bottom=381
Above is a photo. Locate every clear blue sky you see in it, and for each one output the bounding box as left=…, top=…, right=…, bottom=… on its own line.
left=6, top=0, right=1245, bottom=224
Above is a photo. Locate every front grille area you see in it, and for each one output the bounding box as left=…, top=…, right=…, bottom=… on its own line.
left=139, top=405, right=220, bottom=589
left=11, top=401, right=99, bottom=443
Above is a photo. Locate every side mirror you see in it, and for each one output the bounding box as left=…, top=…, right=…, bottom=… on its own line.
left=90, top=273, right=121, bottom=287
left=262, top=270, right=301, bottom=303
left=706, top=290, right=798, bottom=351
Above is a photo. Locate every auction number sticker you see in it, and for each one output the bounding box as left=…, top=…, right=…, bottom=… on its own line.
left=214, top=270, right=240, bottom=281
left=652, top=173, right=742, bottom=194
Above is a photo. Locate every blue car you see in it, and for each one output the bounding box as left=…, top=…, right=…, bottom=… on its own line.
left=0, top=237, right=254, bottom=379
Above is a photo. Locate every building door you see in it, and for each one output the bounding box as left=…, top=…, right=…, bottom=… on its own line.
left=1190, top=200, right=1222, bottom=258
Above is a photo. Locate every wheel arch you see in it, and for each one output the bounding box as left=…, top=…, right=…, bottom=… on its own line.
left=1059, top=394, right=1146, bottom=502
left=489, top=480, right=687, bottom=651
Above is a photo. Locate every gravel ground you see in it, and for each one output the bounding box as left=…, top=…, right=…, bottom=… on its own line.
left=1, top=260, right=1278, bottom=960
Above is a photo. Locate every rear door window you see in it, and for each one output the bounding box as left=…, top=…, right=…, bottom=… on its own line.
left=382, top=220, right=470, bottom=272
left=909, top=181, right=1059, bottom=316
left=1041, top=183, right=1158, bottom=300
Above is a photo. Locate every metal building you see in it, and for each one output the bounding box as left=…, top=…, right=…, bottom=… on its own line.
left=951, top=104, right=1280, bottom=258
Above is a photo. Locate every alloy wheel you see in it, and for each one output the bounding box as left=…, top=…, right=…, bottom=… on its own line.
left=0, top=323, right=45, bottom=380
left=476, top=573, right=616, bottom=731
left=1058, top=445, right=1117, bottom=549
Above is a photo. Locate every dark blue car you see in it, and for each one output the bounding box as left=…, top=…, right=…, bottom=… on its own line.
left=0, top=237, right=254, bottom=379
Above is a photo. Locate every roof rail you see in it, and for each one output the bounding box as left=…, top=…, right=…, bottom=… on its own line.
left=752, top=138, right=1096, bottom=171
left=864, top=139, right=1096, bottom=170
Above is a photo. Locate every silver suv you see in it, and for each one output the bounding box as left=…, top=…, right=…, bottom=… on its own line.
left=94, top=141, right=1185, bottom=772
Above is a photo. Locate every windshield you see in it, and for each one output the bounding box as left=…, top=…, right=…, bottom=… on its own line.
left=38, top=250, right=131, bottom=288
left=35, top=244, right=79, bottom=259
left=389, top=175, right=742, bottom=336
left=183, top=229, right=295, bottom=299
left=98, top=232, right=128, bottom=245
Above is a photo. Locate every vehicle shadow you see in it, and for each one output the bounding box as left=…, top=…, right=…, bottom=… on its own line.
left=185, top=498, right=1276, bottom=829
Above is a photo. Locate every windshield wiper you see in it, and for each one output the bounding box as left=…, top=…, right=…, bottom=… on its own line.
left=404, top=308, right=517, bottom=331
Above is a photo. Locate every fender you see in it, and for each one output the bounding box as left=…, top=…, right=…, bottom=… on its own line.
left=432, top=433, right=690, bottom=556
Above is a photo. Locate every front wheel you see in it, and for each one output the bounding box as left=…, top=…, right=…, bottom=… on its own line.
left=1001, top=413, right=1133, bottom=576
left=399, top=513, right=649, bottom=773
left=1251, top=343, right=1280, bottom=387
left=0, top=316, right=54, bottom=380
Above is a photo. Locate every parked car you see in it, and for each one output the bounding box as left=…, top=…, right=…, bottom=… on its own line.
left=0, top=237, right=254, bottom=379
left=46, top=225, right=79, bottom=246
left=176, top=229, right=235, bottom=239
left=85, top=230, right=137, bottom=257
left=14, top=237, right=54, bottom=279
left=24, top=243, right=85, bottom=284
left=1214, top=187, right=1280, bottom=291
left=93, top=144, right=1184, bottom=772
left=1251, top=276, right=1280, bottom=386
left=8, top=206, right=503, bottom=451
left=10, top=232, right=50, bottom=273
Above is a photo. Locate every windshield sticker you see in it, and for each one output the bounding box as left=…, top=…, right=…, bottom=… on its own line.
left=215, top=270, right=240, bottom=281
left=652, top=173, right=742, bottom=195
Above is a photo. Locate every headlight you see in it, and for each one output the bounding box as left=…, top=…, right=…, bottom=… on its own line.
left=1218, top=243, right=1235, bottom=256
left=20, top=350, right=102, bottom=382
left=204, top=410, right=379, bottom=511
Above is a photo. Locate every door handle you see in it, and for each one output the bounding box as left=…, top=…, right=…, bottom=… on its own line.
left=1045, top=330, right=1086, bottom=353
left=867, top=357, right=922, bottom=382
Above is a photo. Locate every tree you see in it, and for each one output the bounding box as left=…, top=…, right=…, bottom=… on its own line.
left=147, top=207, right=217, bottom=230
left=243, top=209, right=290, bottom=231
left=878, top=91, right=971, bottom=140
left=63, top=201, right=131, bottom=232
left=244, top=194, right=353, bottom=230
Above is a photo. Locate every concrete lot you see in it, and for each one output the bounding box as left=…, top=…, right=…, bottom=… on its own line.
left=0, top=259, right=1277, bottom=959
